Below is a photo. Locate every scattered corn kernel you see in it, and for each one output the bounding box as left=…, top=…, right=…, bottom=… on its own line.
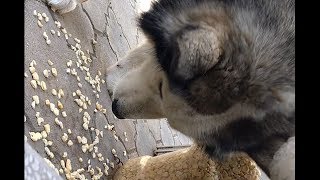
left=45, top=99, right=50, bottom=106
left=44, top=124, right=50, bottom=134
left=29, top=132, right=42, bottom=141
left=57, top=101, right=63, bottom=109
left=51, top=68, right=57, bottom=76
left=41, top=130, right=48, bottom=138
left=67, top=140, right=73, bottom=146
left=62, top=111, right=67, bottom=117
left=40, top=81, right=47, bottom=90
left=52, top=89, right=57, bottom=96
left=37, top=20, right=43, bottom=27
left=31, top=101, right=36, bottom=109
left=32, top=95, right=40, bottom=105
left=43, top=69, right=49, bottom=78
left=61, top=133, right=68, bottom=142
left=37, top=117, right=44, bottom=126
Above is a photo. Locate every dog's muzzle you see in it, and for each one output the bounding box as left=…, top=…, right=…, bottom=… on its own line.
left=112, top=99, right=125, bottom=119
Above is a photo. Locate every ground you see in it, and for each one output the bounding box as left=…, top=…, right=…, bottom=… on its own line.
left=24, top=0, right=192, bottom=179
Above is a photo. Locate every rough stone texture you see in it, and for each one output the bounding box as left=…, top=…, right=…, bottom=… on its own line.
left=146, top=120, right=162, bottom=144
left=51, top=4, right=95, bottom=54
left=105, top=4, right=131, bottom=59
left=109, top=0, right=139, bottom=48
left=25, top=0, right=192, bottom=179
left=170, top=127, right=194, bottom=146
left=82, top=0, right=108, bottom=33
left=135, top=120, right=157, bottom=156
left=95, top=35, right=118, bottom=68
left=160, top=120, right=175, bottom=146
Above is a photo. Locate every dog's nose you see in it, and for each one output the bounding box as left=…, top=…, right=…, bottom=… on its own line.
left=107, top=89, right=113, bottom=98
left=112, top=99, right=124, bottom=119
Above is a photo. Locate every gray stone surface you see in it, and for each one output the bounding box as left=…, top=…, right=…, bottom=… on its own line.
left=82, top=0, right=108, bottom=33
left=160, top=120, right=175, bottom=146
left=170, top=127, right=194, bottom=146
left=146, top=120, right=162, bottom=143
left=135, top=120, right=157, bottom=156
left=105, top=4, right=131, bottom=59
left=51, top=4, right=95, bottom=54
left=109, top=0, right=139, bottom=48
left=25, top=0, right=192, bottom=179
left=95, top=35, right=118, bottom=68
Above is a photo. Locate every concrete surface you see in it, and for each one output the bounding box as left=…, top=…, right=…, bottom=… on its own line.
left=24, top=0, right=192, bottom=179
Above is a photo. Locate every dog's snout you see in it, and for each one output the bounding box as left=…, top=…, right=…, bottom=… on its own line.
left=112, top=99, right=118, bottom=110
left=112, top=99, right=124, bottom=119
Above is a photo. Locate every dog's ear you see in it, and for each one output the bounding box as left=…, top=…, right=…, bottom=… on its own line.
left=139, top=1, right=226, bottom=84
left=172, top=24, right=224, bottom=81
left=142, top=24, right=224, bottom=84
left=139, top=18, right=224, bottom=84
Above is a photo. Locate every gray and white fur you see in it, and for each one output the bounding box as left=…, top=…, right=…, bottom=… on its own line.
left=107, top=0, right=295, bottom=179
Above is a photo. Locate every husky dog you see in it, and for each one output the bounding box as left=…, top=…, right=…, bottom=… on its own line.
left=107, top=0, right=295, bottom=178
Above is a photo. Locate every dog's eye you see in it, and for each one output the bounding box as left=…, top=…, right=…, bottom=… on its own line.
left=159, top=81, right=163, bottom=99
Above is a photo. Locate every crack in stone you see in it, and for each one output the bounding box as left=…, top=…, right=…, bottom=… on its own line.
left=128, top=0, right=135, bottom=10
left=165, top=119, right=184, bottom=145
left=173, top=135, right=182, bottom=146
left=48, top=3, right=98, bottom=61
left=160, top=119, right=176, bottom=146
left=136, top=27, right=140, bottom=45
left=46, top=6, right=73, bottom=46
left=107, top=0, right=112, bottom=10
left=146, top=123, right=158, bottom=143
left=101, top=110, right=130, bottom=159
left=81, top=4, right=100, bottom=60
left=100, top=114, right=128, bottom=165
left=102, top=113, right=112, bottom=127
left=116, top=134, right=130, bottom=156
left=109, top=7, right=132, bottom=49
left=149, top=128, right=157, bottom=142
left=104, top=13, right=120, bottom=61
left=86, top=111, right=97, bottom=143
left=47, top=6, right=58, bottom=20
left=89, top=32, right=98, bottom=58
left=99, top=101, right=129, bottom=155
left=107, top=0, right=135, bottom=49
left=166, top=121, right=176, bottom=138
left=133, top=120, right=140, bottom=156
left=126, top=147, right=138, bottom=155
left=156, top=139, right=163, bottom=145
left=81, top=4, right=96, bottom=32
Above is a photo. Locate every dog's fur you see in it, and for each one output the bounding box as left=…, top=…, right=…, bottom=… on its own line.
left=107, top=0, right=295, bottom=178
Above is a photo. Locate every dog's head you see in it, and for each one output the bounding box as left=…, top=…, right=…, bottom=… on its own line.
left=109, top=0, right=295, bottom=175
left=110, top=0, right=295, bottom=140
left=113, top=2, right=251, bottom=134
